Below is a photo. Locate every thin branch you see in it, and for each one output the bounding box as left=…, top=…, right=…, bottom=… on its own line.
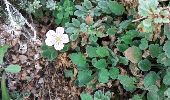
left=132, top=16, right=147, bottom=23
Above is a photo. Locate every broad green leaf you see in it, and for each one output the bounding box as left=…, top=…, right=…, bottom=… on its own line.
left=96, top=47, right=109, bottom=57
left=124, top=46, right=142, bottom=63
left=80, top=92, right=93, bottom=100
left=149, top=44, right=162, bottom=58
left=69, top=53, right=86, bottom=67
left=1, top=73, right=10, bottom=100
left=163, top=41, right=170, bottom=58
left=118, top=75, right=137, bottom=91
left=98, top=69, right=109, bottom=83
left=0, top=44, right=10, bottom=64
left=108, top=1, right=125, bottom=15
left=109, top=67, right=119, bottom=79
left=86, top=46, right=98, bottom=58
left=93, top=59, right=107, bottom=69
left=118, top=56, right=129, bottom=65
left=144, top=71, right=159, bottom=88
left=83, top=0, right=92, bottom=9
left=163, top=71, right=170, bottom=85
left=121, top=30, right=139, bottom=44
left=132, top=95, right=142, bottom=100
left=41, top=44, right=58, bottom=61
left=147, top=91, right=159, bottom=100
left=107, top=26, right=117, bottom=35
left=5, top=65, right=21, bottom=73
left=117, top=44, right=129, bottom=52
left=157, top=53, right=170, bottom=67
left=139, top=38, right=148, bottom=50
left=138, top=59, right=151, bottom=71
left=77, top=70, right=92, bottom=86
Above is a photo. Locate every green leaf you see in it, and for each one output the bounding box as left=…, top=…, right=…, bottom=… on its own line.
left=118, top=56, right=129, bottom=65
left=144, top=71, right=159, bottom=88
left=5, top=64, right=21, bottom=73
left=80, top=92, right=93, bottom=100
left=107, top=26, right=117, bottom=35
left=1, top=73, right=10, bottom=100
left=163, top=71, right=170, bottom=85
left=70, top=34, right=79, bottom=41
left=117, top=43, right=129, bottom=52
left=164, top=88, right=170, bottom=98
left=163, top=41, right=170, bottom=58
left=149, top=44, right=162, bottom=58
left=72, top=18, right=80, bottom=27
left=138, top=59, right=151, bottom=71
left=86, top=46, right=98, bottom=58
left=64, top=70, right=73, bottom=78
left=93, top=59, right=107, bottom=69
left=0, top=44, right=10, bottom=64
left=124, top=46, right=142, bottom=63
left=139, top=38, right=148, bottom=50
left=109, top=67, right=119, bottom=79
left=121, top=30, right=139, bottom=44
left=147, top=91, right=159, bottom=100
left=157, top=53, right=170, bottom=67
left=132, top=95, right=142, bottom=100
left=94, top=90, right=111, bottom=100
left=77, top=70, right=92, bottom=86
left=96, top=47, right=109, bottom=57
left=118, top=75, right=137, bottom=91
left=83, top=0, right=92, bottom=9
left=98, top=69, right=109, bottom=83
left=69, top=53, right=87, bottom=67
left=41, top=44, right=58, bottom=61
left=108, top=1, right=125, bottom=15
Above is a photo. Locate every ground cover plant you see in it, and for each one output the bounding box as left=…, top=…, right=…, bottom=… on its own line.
left=1, top=0, right=170, bottom=99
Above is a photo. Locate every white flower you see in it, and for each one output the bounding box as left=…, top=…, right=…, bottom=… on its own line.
left=45, top=27, right=69, bottom=50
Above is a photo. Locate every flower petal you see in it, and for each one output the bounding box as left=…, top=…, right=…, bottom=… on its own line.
left=54, top=43, right=64, bottom=50
left=45, top=38, right=55, bottom=46
left=61, top=34, right=69, bottom=43
left=56, top=27, right=64, bottom=34
left=46, top=30, right=56, bottom=38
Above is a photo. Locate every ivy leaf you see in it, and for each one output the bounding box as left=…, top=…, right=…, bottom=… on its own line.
left=144, top=71, right=159, bottom=88
left=77, top=70, right=92, bottom=86
left=98, top=69, right=109, bottom=83
left=0, top=44, right=10, bottom=64
left=86, top=46, right=98, bottom=58
left=149, top=44, right=162, bottom=58
left=138, top=59, right=151, bottom=71
left=69, top=53, right=87, bottom=67
left=93, top=59, right=107, bottom=69
left=124, top=46, right=142, bottom=63
left=109, top=67, right=119, bottom=79
left=5, top=65, right=21, bottom=73
left=108, top=1, right=125, bottom=15
left=80, top=92, right=93, bottom=100
left=96, top=47, right=109, bottom=57
left=118, top=75, right=137, bottom=91
left=41, top=44, right=58, bottom=61
left=163, top=41, right=170, bottom=58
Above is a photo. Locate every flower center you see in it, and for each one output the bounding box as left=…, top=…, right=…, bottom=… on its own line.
left=55, top=36, right=61, bottom=42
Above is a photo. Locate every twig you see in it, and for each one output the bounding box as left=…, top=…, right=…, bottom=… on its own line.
left=132, top=16, right=147, bottom=22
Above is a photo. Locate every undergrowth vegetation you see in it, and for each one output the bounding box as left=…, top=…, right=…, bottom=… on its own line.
left=1, top=0, right=170, bottom=99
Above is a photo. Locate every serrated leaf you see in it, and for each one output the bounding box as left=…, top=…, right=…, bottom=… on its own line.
left=5, top=64, right=21, bottom=73
left=118, top=56, right=129, bottom=65
left=98, top=69, right=109, bottom=83
left=117, top=44, right=129, bottom=52
left=157, top=53, right=170, bottom=67
left=163, top=41, right=170, bottom=58
left=108, top=1, right=125, bottom=15
left=96, top=47, right=109, bottom=57
left=118, top=75, right=137, bottom=91
left=72, top=18, right=80, bottom=27
left=93, top=59, right=107, bottom=69
left=144, top=71, right=159, bottom=88
left=149, top=44, right=162, bottom=58
left=83, top=0, right=92, bottom=9
left=163, top=71, right=170, bottom=85
left=0, top=44, right=10, bottom=64
left=121, top=30, right=139, bottom=44
left=138, top=59, right=151, bottom=71
left=109, top=67, right=119, bottom=79
left=41, top=44, right=58, bottom=61
left=69, top=53, right=87, bottom=67
left=80, top=92, right=93, bottom=100
left=86, top=46, right=98, bottom=58
left=94, top=90, right=111, bottom=100
left=139, top=38, right=148, bottom=50
left=77, top=70, right=92, bottom=86
left=124, top=46, right=142, bottom=63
